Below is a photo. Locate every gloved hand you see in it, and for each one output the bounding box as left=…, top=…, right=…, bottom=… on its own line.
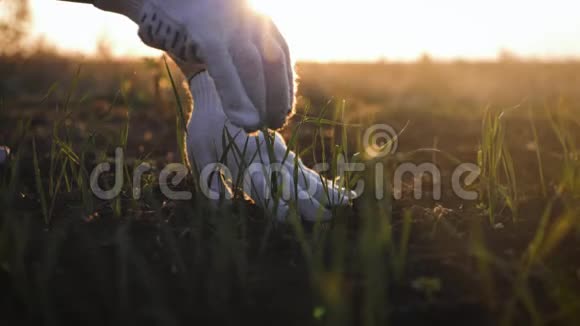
left=92, top=0, right=295, bottom=132
left=187, top=72, right=353, bottom=222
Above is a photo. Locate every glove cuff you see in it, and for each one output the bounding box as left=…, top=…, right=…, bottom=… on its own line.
left=189, top=72, right=222, bottom=111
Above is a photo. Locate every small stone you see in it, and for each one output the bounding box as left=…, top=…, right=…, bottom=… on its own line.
left=433, top=204, right=453, bottom=219
left=494, top=223, right=505, bottom=230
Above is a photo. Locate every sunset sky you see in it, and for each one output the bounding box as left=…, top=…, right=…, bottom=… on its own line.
left=31, top=0, right=580, bottom=61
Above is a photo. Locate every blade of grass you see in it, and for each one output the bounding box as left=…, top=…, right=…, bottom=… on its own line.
left=163, top=56, right=189, bottom=165
left=32, top=138, right=49, bottom=225
left=528, top=108, right=547, bottom=197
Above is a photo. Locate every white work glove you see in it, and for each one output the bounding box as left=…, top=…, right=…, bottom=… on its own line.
left=92, top=0, right=295, bottom=132
left=186, top=72, right=353, bottom=222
